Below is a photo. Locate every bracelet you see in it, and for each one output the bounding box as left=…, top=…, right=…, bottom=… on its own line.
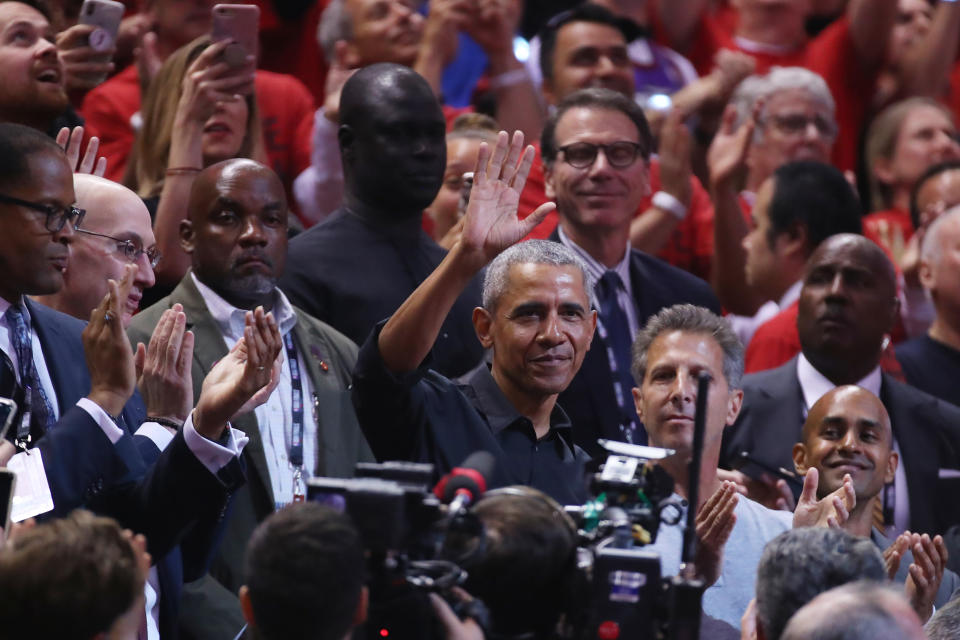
left=651, top=190, right=689, bottom=220
left=165, top=166, right=202, bottom=177
left=146, top=415, right=184, bottom=430
left=488, top=68, right=529, bottom=91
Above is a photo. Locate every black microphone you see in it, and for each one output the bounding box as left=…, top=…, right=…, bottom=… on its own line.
left=433, top=451, right=496, bottom=515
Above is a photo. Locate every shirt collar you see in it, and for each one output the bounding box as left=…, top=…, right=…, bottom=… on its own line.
left=796, top=353, right=882, bottom=414
left=464, top=364, right=575, bottom=443
left=778, top=280, right=802, bottom=309
left=190, top=272, right=297, bottom=340
left=557, top=226, right=632, bottom=294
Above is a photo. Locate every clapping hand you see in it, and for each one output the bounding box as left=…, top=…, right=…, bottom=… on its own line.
left=136, top=304, right=194, bottom=428
left=791, top=468, right=857, bottom=529
left=692, top=481, right=739, bottom=586
left=56, top=126, right=107, bottom=176
left=886, top=531, right=948, bottom=623
left=84, top=264, right=138, bottom=417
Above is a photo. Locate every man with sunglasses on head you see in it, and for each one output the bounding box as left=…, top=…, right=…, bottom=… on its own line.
left=35, top=174, right=160, bottom=326
left=541, top=88, right=718, bottom=460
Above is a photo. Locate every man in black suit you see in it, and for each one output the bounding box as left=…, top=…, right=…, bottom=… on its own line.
left=280, top=63, right=484, bottom=379
left=541, top=88, right=719, bottom=458
left=722, top=233, right=960, bottom=536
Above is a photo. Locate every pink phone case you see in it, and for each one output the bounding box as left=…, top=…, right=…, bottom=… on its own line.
left=211, top=3, right=260, bottom=66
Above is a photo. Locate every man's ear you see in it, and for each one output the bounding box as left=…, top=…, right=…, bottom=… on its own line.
left=778, top=222, right=809, bottom=262
left=725, top=388, right=744, bottom=426
left=792, top=442, right=810, bottom=477
left=338, top=125, right=355, bottom=163
left=179, top=219, right=194, bottom=254
left=884, top=449, right=899, bottom=485
left=340, top=40, right=363, bottom=69
left=919, top=255, right=935, bottom=292
left=239, top=585, right=256, bottom=627
left=544, top=163, right=556, bottom=200
left=473, top=307, right=494, bottom=349
left=632, top=386, right=644, bottom=423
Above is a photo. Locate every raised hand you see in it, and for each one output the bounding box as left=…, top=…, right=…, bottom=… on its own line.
left=792, top=468, right=857, bottom=529
left=192, top=307, right=282, bottom=441
left=84, top=264, right=138, bottom=417
left=693, top=480, right=739, bottom=586
left=657, top=108, right=693, bottom=209
left=458, top=130, right=555, bottom=267
left=176, top=40, right=255, bottom=128
left=56, top=126, right=107, bottom=176
left=135, top=304, right=194, bottom=426
left=707, top=101, right=761, bottom=190
left=56, top=23, right=115, bottom=95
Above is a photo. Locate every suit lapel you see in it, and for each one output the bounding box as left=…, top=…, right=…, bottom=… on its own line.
left=173, top=277, right=276, bottom=507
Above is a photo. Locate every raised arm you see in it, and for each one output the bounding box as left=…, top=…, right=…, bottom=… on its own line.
left=895, top=0, right=960, bottom=99
left=378, top=131, right=554, bottom=373
left=656, top=0, right=712, bottom=53
left=847, top=0, right=899, bottom=70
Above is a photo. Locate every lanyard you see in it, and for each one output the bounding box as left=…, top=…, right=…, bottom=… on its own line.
left=284, top=332, right=304, bottom=467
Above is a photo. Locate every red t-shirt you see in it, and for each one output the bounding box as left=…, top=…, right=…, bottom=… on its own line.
left=863, top=207, right=914, bottom=263
left=516, top=143, right=715, bottom=281
left=677, top=16, right=876, bottom=174
left=252, top=0, right=329, bottom=105
left=81, top=65, right=315, bottom=193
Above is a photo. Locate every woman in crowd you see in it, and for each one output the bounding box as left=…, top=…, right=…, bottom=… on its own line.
left=126, top=36, right=262, bottom=299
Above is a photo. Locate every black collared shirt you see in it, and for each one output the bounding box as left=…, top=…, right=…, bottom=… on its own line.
left=352, top=323, right=590, bottom=505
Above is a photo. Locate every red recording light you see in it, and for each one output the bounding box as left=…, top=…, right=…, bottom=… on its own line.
left=379, top=629, right=389, bottom=638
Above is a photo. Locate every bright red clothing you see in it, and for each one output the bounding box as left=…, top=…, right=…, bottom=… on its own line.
left=745, top=300, right=906, bottom=379
left=81, top=65, right=315, bottom=192
left=863, top=208, right=914, bottom=264
left=253, top=0, right=329, bottom=105
left=516, top=143, right=715, bottom=281
left=678, top=16, right=876, bottom=174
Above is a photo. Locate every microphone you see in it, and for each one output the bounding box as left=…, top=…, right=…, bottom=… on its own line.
left=433, top=451, right=496, bottom=515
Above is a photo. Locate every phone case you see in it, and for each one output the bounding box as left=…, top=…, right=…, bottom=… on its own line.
left=211, top=3, right=260, bottom=66
left=78, top=0, right=124, bottom=52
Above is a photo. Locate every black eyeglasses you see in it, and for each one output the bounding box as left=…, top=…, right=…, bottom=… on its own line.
left=558, top=141, right=644, bottom=169
left=76, top=228, right=162, bottom=269
left=0, top=193, right=86, bottom=232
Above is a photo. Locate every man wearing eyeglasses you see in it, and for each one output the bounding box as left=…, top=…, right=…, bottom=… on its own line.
left=541, top=88, right=719, bottom=460
left=35, top=174, right=159, bottom=326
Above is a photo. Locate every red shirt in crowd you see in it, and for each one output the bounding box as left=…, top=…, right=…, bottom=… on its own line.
left=516, top=143, right=716, bottom=281
left=862, top=207, right=914, bottom=263
left=80, top=64, right=315, bottom=195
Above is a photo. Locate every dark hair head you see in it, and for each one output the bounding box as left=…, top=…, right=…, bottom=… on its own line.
left=756, top=527, right=886, bottom=640
left=538, top=3, right=638, bottom=86
left=462, top=486, right=579, bottom=637
left=0, top=122, right=64, bottom=193
left=244, top=503, right=365, bottom=640
left=767, top=161, right=863, bottom=256
left=909, top=158, right=960, bottom=228
left=541, top=88, right=652, bottom=169
left=0, top=510, right=142, bottom=639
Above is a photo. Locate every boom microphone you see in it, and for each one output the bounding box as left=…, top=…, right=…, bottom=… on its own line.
left=433, top=451, right=496, bottom=515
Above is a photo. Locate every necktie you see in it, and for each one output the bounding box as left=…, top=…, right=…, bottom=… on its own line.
left=6, top=303, right=54, bottom=437
left=596, top=271, right=645, bottom=444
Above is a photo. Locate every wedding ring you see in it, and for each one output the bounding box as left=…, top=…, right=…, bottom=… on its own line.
left=257, top=366, right=265, bottom=371
left=104, top=311, right=113, bottom=323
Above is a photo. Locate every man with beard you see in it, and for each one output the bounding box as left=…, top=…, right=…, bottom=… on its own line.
left=128, top=158, right=372, bottom=638
left=281, top=63, right=486, bottom=378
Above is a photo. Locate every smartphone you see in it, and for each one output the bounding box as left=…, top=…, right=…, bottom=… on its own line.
left=0, top=398, right=15, bottom=443
left=77, top=0, right=124, bottom=84
left=0, top=469, right=14, bottom=538
left=211, top=3, right=260, bottom=67
left=731, top=450, right=802, bottom=492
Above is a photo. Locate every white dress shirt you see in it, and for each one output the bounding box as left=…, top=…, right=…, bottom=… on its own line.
left=796, top=354, right=910, bottom=536
left=191, top=274, right=318, bottom=509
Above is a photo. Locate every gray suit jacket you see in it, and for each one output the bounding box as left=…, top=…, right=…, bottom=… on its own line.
left=128, top=274, right=373, bottom=639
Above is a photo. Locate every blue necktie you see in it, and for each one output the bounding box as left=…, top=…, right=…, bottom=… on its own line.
left=6, top=303, right=55, bottom=436
left=596, top=271, right=645, bottom=444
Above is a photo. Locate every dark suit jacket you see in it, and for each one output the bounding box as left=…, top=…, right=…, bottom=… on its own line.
left=128, top=274, right=374, bottom=640
left=722, top=357, right=960, bottom=535
left=548, top=230, right=721, bottom=459
left=279, top=207, right=485, bottom=378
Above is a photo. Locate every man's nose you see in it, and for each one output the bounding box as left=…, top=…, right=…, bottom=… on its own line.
left=239, top=217, right=267, bottom=243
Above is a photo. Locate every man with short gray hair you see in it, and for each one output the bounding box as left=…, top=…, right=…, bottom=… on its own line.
left=352, top=131, right=595, bottom=504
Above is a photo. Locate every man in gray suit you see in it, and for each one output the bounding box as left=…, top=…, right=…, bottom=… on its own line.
left=128, top=158, right=372, bottom=638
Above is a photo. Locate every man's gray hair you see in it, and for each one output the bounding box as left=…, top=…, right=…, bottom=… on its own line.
left=925, top=591, right=960, bottom=640
left=756, top=528, right=886, bottom=640
left=317, top=0, right=353, bottom=65
left=731, top=66, right=836, bottom=141
left=920, top=205, right=960, bottom=267
left=482, top=240, right=595, bottom=311
left=781, top=581, right=919, bottom=640
left=630, top=304, right=745, bottom=389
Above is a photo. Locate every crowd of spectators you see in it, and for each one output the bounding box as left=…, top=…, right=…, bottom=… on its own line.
left=3, top=0, right=960, bottom=638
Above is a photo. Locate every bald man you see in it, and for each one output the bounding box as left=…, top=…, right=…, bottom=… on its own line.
left=128, top=158, right=372, bottom=638
left=792, top=385, right=959, bottom=623
left=34, top=174, right=157, bottom=326
left=723, top=234, right=960, bottom=537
